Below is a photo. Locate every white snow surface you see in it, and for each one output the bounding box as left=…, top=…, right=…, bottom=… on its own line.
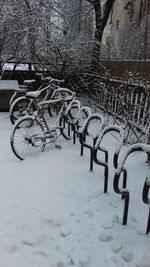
left=0, top=112, right=150, bottom=267
left=3, top=63, right=35, bottom=71
left=0, top=80, right=19, bottom=90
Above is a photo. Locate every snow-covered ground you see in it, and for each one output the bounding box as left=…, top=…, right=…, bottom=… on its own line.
left=0, top=112, right=149, bottom=267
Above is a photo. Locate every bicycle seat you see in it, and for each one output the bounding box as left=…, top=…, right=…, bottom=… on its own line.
left=62, top=94, right=75, bottom=102
left=26, top=91, right=41, bottom=99
left=24, top=79, right=36, bottom=85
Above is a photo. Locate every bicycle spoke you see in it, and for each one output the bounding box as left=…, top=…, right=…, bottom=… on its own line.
left=11, top=118, right=45, bottom=160
left=10, top=98, right=35, bottom=125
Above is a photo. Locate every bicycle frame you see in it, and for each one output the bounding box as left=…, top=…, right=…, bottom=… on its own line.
left=9, top=80, right=58, bottom=107
left=10, top=84, right=75, bottom=160
left=29, top=96, right=73, bottom=145
left=37, top=100, right=66, bottom=130
left=9, top=84, right=57, bottom=118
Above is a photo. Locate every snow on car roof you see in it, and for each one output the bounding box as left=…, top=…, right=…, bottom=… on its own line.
left=3, top=63, right=35, bottom=71
left=0, top=80, right=19, bottom=90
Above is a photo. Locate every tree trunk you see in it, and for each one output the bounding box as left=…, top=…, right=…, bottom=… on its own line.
left=87, top=0, right=115, bottom=71
left=24, top=0, right=37, bottom=64
left=92, top=0, right=102, bottom=71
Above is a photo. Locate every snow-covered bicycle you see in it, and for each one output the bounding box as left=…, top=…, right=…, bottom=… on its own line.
left=9, top=77, right=64, bottom=125
left=10, top=89, right=77, bottom=160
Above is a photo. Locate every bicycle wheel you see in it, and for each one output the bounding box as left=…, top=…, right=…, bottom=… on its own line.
left=9, top=91, right=26, bottom=106
left=10, top=97, right=35, bottom=125
left=47, top=102, right=61, bottom=117
left=10, top=117, right=45, bottom=160
left=59, top=115, right=74, bottom=140
left=59, top=105, right=80, bottom=140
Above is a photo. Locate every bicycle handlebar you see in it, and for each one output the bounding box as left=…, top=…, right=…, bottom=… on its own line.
left=39, top=91, right=75, bottom=106
left=42, top=76, right=64, bottom=84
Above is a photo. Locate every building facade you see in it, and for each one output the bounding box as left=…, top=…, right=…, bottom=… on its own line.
left=102, top=0, right=150, bottom=59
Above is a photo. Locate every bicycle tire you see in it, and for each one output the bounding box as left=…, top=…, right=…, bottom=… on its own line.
left=10, top=116, right=45, bottom=160
left=59, top=115, right=73, bottom=140
left=9, top=91, right=26, bottom=106
left=47, top=102, right=61, bottom=117
left=9, top=96, right=35, bottom=125
left=59, top=104, right=81, bottom=140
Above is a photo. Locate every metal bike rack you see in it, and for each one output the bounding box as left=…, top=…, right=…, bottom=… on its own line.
left=79, top=113, right=104, bottom=172
left=142, top=177, right=150, bottom=234
left=62, top=99, right=81, bottom=139
left=72, top=106, right=92, bottom=145
left=93, top=146, right=109, bottom=193
left=93, top=125, right=125, bottom=193
left=113, top=143, right=150, bottom=234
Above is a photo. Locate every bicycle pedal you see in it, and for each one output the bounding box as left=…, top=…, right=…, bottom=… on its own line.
left=55, top=144, right=61, bottom=149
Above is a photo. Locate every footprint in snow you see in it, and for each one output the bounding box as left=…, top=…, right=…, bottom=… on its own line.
left=120, top=248, right=133, bottom=263
left=42, top=218, right=64, bottom=228
left=101, top=222, right=112, bottom=230
left=68, top=254, right=75, bottom=265
left=109, top=201, right=118, bottom=208
left=42, top=218, right=53, bottom=225
left=55, top=261, right=65, bottom=267
left=84, top=210, right=93, bottom=218
left=137, top=252, right=150, bottom=267
left=54, top=244, right=61, bottom=251
left=60, top=228, right=72, bottom=238
left=21, top=240, right=34, bottom=247
left=35, top=250, right=47, bottom=257
left=131, top=216, right=138, bottom=223
left=98, top=229, right=113, bottom=242
left=112, top=215, right=120, bottom=223
left=7, top=244, right=20, bottom=253
left=112, top=243, right=123, bottom=253
left=55, top=219, right=64, bottom=227
left=89, top=191, right=102, bottom=199
left=78, top=257, right=91, bottom=267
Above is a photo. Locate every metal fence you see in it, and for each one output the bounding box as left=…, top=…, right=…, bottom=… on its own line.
left=92, top=77, right=150, bottom=136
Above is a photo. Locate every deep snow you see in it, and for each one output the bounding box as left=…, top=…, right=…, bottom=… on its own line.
left=0, top=112, right=149, bottom=267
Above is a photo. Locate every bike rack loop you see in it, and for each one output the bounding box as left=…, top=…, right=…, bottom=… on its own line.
left=63, top=99, right=81, bottom=139
left=113, top=143, right=150, bottom=233
left=72, top=106, right=92, bottom=145
left=93, top=125, right=125, bottom=193
left=79, top=113, right=104, bottom=172
left=142, top=177, right=150, bottom=234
